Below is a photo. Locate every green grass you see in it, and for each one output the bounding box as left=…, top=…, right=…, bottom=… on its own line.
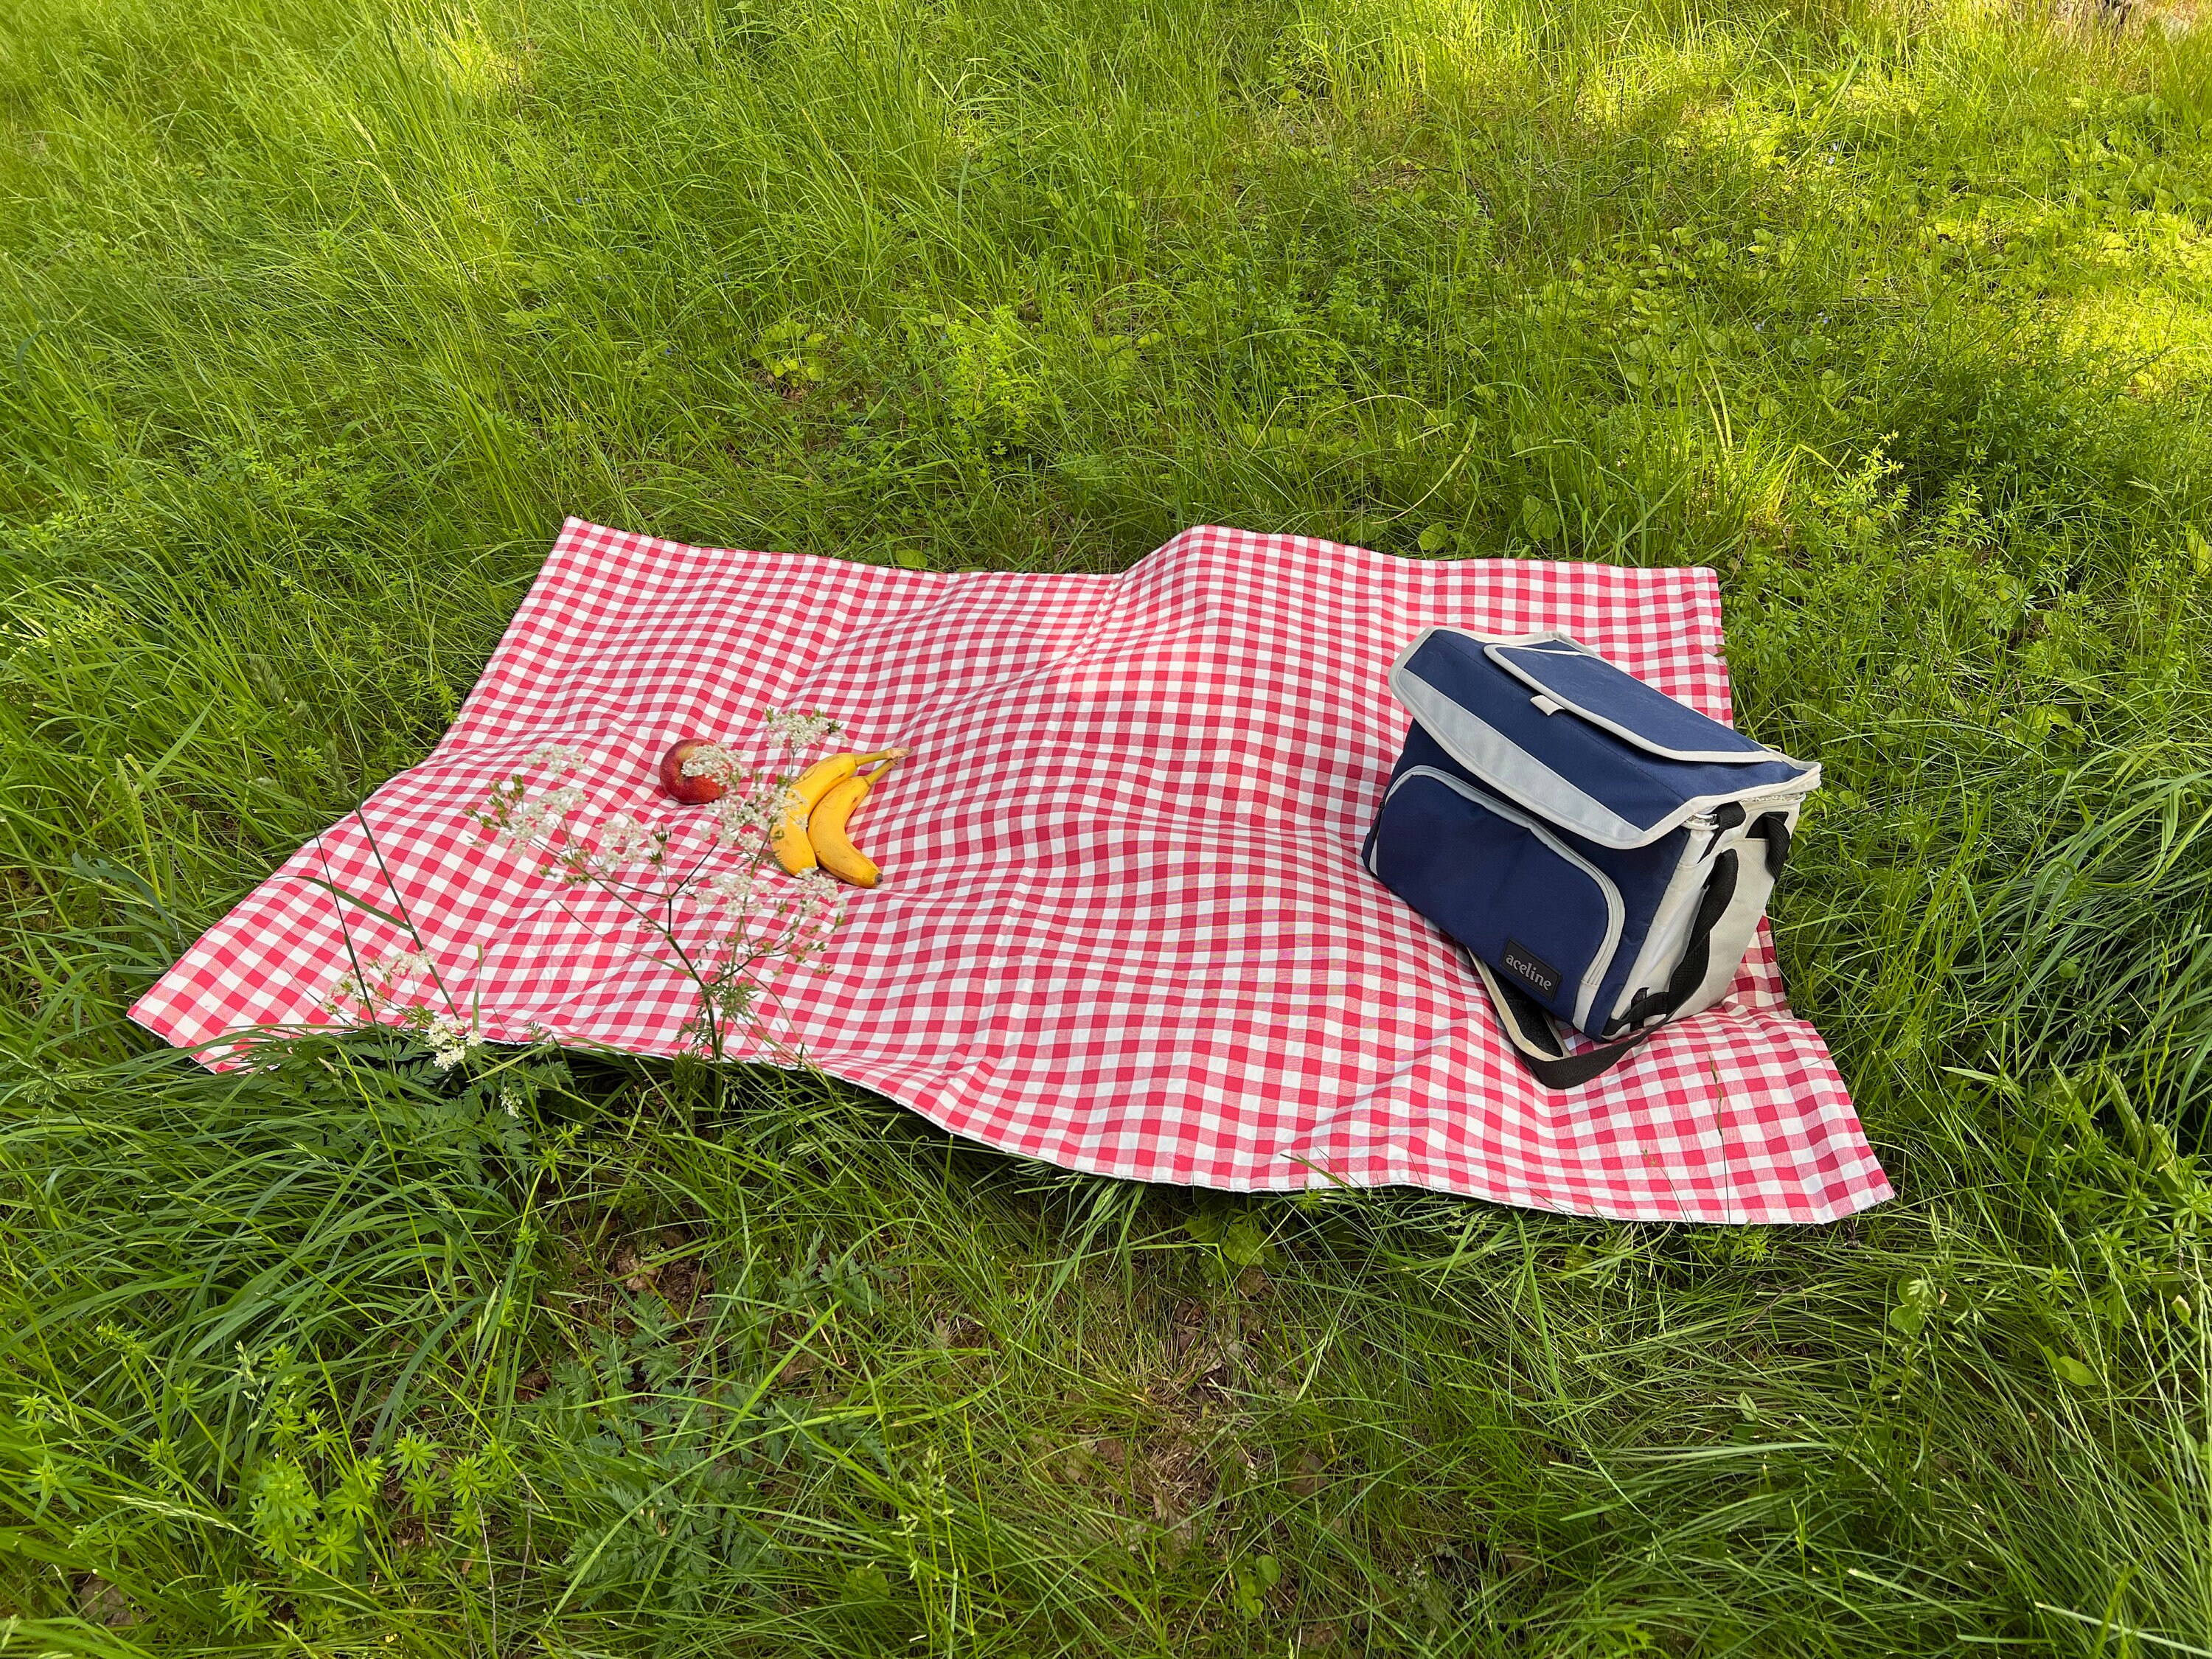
left=4, top=0, right=2212, bottom=1648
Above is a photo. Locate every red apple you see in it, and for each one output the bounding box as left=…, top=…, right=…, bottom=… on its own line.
left=658, top=738, right=728, bottom=804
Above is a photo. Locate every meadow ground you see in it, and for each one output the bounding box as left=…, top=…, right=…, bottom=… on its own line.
left=4, top=0, right=2212, bottom=1649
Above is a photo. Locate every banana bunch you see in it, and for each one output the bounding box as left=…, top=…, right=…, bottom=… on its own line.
left=772, top=748, right=909, bottom=887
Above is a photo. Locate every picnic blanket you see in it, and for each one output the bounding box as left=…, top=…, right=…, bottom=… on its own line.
left=133, top=519, right=1891, bottom=1223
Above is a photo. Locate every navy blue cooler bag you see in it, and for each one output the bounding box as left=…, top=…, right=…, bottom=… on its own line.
left=1364, top=628, right=1820, bottom=1088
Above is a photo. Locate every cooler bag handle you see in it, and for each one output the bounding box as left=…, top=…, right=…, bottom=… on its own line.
left=1472, top=850, right=1741, bottom=1089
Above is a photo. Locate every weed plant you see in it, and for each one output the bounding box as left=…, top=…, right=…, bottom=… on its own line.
left=3, top=0, right=2212, bottom=1649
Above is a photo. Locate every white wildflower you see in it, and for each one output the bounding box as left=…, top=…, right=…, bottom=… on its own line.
left=792, top=866, right=841, bottom=915
left=435, top=707, right=866, bottom=1061
left=785, top=867, right=845, bottom=956
left=762, top=708, right=840, bottom=752
left=700, top=864, right=759, bottom=914
left=677, top=742, right=740, bottom=787
left=420, top=1009, right=484, bottom=1071
left=594, top=812, right=661, bottom=866
left=498, top=782, right=585, bottom=847
left=712, top=783, right=788, bottom=844
left=323, top=950, right=435, bottom=1019
left=382, top=950, right=431, bottom=985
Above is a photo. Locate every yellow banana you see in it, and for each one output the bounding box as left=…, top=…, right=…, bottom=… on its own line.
left=771, top=754, right=858, bottom=874
left=808, top=752, right=905, bottom=888
left=771, top=748, right=904, bottom=875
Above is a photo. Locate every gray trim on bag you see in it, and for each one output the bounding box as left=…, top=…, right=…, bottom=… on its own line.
left=1606, top=815, right=1725, bottom=1027
left=1671, top=844, right=1778, bottom=1025
left=1394, top=673, right=1651, bottom=848
left=1381, top=767, right=1624, bottom=1032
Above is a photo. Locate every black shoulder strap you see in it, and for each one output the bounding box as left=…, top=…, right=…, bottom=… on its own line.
left=1471, top=956, right=1655, bottom=1088
left=1471, top=850, right=1742, bottom=1091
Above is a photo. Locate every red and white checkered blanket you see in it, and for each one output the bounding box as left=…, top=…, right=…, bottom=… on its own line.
left=133, top=520, right=1890, bottom=1222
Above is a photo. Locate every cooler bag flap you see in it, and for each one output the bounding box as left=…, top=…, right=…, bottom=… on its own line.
left=1484, top=637, right=1781, bottom=763
left=1388, top=627, right=1816, bottom=850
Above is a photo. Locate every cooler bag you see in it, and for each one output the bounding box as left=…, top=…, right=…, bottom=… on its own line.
left=1363, top=627, right=1820, bottom=1088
